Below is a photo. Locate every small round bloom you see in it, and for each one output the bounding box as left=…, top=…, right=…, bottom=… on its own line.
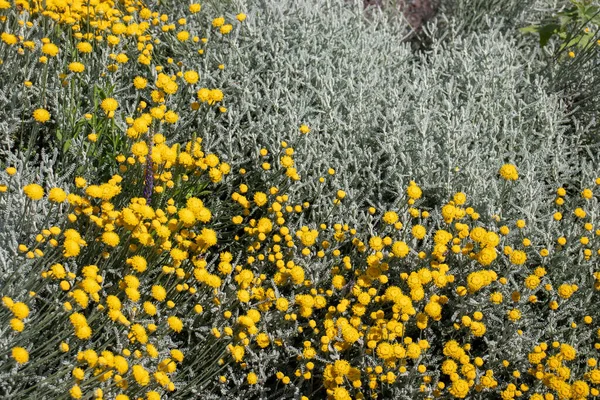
left=69, top=385, right=82, bottom=399
left=11, top=302, right=29, bottom=319
left=167, top=316, right=183, bottom=332
left=212, top=17, right=225, bottom=27
left=101, top=231, right=120, bottom=247
left=23, top=184, right=44, bottom=200
left=406, top=182, right=422, bottom=199
left=68, top=62, right=85, bottom=73
left=508, top=309, right=521, bottom=322
left=12, top=347, right=29, bottom=364
left=152, top=285, right=167, bottom=302
left=41, top=43, right=59, bottom=57
left=76, top=42, right=93, bottom=53
left=164, top=110, right=178, bottom=124
left=133, top=76, right=147, bottom=89
left=183, top=70, right=199, bottom=84
left=100, top=98, right=118, bottom=115
left=510, top=250, right=527, bottom=265
left=499, top=164, right=519, bottom=180
left=127, top=256, right=147, bottom=273
left=299, top=124, right=310, bottom=134
left=33, top=108, right=51, bottom=123
left=10, top=318, right=24, bottom=332
left=412, top=225, right=426, bottom=240
left=247, top=371, right=258, bottom=384
left=383, top=211, right=399, bottom=224
left=48, top=187, right=67, bottom=203
left=177, top=31, right=190, bottom=41
left=1, top=33, right=18, bottom=45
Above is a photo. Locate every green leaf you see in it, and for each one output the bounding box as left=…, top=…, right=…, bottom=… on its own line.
left=577, top=32, right=594, bottom=48
left=565, top=36, right=582, bottom=48
left=538, top=24, right=561, bottom=47
left=519, top=25, right=539, bottom=34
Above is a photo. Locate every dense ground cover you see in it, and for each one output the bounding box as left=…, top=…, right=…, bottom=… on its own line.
left=1, top=0, right=600, bottom=399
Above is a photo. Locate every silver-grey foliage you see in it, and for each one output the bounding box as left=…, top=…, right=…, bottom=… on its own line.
left=198, top=0, right=598, bottom=226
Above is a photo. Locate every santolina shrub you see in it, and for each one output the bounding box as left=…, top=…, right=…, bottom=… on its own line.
left=4, top=133, right=600, bottom=400
left=0, top=0, right=600, bottom=400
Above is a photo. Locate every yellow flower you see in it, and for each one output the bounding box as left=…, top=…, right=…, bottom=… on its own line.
left=100, top=98, right=118, bottom=115
left=376, top=342, right=393, bottom=360
left=75, top=325, right=92, bottom=339
left=41, top=43, right=59, bottom=56
left=557, top=283, right=576, bottom=299
left=164, top=110, right=178, bottom=124
left=177, top=31, right=190, bottom=41
left=152, top=285, right=167, bottom=302
left=524, top=275, right=540, bottom=290
left=63, top=239, right=81, bottom=257
left=184, top=70, right=199, bottom=84
left=68, top=62, right=85, bottom=73
left=332, top=387, right=351, bottom=400
left=412, top=225, right=426, bottom=239
left=499, top=164, right=518, bottom=181
left=254, top=192, right=268, bottom=206
left=560, top=343, right=577, bottom=361
left=76, top=42, right=92, bottom=53
left=212, top=17, right=225, bottom=27
left=101, top=231, right=120, bottom=247
left=369, top=236, right=383, bottom=251
left=133, top=76, right=147, bottom=89
left=12, top=347, right=29, bottom=364
left=127, top=256, right=147, bottom=273
left=33, top=108, right=51, bottom=123
left=237, top=13, right=247, bottom=22
left=48, top=187, right=67, bottom=203
left=247, top=372, right=258, bottom=384
left=406, top=182, right=422, bottom=199
left=23, top=183, right=44, bottom=200
left=383, top=211, right=398, bottom=224
left=168, top=316, right=183, bottom=332
left=509, top=250, right=527, bottom=265
left=230, top=345, right=245, bottom=362
left=507, top=308, right=521, bottom=321
left=392, top=241, right=409, bottom=257
left=256, top=332, right=270, bottom=348
left=69, top=385, right=82, bottom=399
left=209, top=89, right=224, bottom=104
left=449, top=379, right=469, bottom=398
left=74, top=177, right=86, bottom=188
left=477, top=248, right=497, bottom=266
left=132, top=365, right=150, bottom=386
left=11, top=302, right=29, bottom=319
left=333, top=360, right=351, bottom=376
left=10, top=318, right=24, bottom=332
left=170, top=349, right=184, bottom=362
left=219, top=24, right=233, bottom=35
left=1, top=32, right=18, bottom=45
left=189, top=3, right=201, bottom=13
